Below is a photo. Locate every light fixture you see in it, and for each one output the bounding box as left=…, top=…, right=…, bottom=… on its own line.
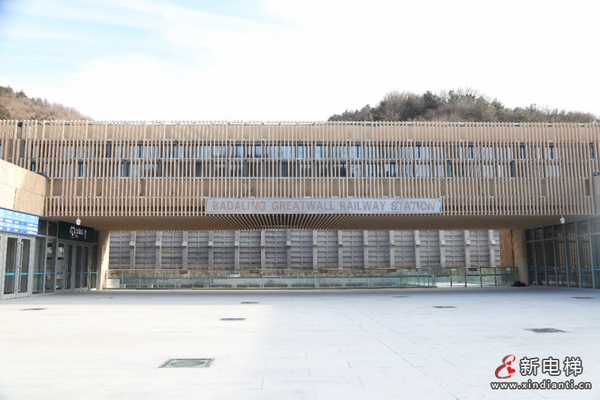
left=560, top=216, right=565, bottom=224
left=75, top=216, right=81, bottom=226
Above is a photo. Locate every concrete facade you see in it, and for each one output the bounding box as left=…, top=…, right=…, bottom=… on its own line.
left=0, top=159, right=48, bottom=215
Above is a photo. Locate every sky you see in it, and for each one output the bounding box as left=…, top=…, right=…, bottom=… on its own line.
left=0, top=0, right=598, bottom=121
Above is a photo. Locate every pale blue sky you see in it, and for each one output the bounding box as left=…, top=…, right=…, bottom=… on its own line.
left=1, top=0, right=599, bottom=120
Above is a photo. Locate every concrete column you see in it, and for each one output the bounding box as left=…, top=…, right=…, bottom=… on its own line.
left=234, top=231, right=240, bottom=269
left=182, top=231, right=188, bottom=270
left=208, top=232, right=214, bottom=270
left=154, top=232, right=162, bottom=270
left=439, top=230, right=446, bottom=268
left=312, top=231, right=318, bottom=270
left=129, top=232, right=136, bottom=269
left=464, top=231, right=471, bottom=267
left=363, top=231, right=369, bottom=269
left=488, top=230, right=497, bottom=267
left=286, top=230, right=292, bottom=268
left=260, top=231, right=266, bottom=270
left=337, top=231, right=343, bottom=270
left=389, top=231, right=395, bottom=268
left=97, top=230, right=110, bottom=290
left=414, top=231, right=421, bottom=268
left=512, top=229, right=526, bottom=283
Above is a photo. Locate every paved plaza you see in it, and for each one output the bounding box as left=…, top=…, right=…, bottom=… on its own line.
left=0, top=287, right=598, bottom=400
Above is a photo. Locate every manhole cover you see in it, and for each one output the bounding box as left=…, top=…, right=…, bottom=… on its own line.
left=572, top=297, right=594, bottom=299
left=433, top=306, right=456, bottom=309
left=241, top=302, right=259, bottom=304
left=160, top=358, right=213, bottom=368
left=220, top=318, right=246, bottom=321
left=22, top=308, right=46, bottom=311
left=526, top=328, right=566, bottom=333
left=393, top=295, right=409, bottom=298
left=97, top=297, right=114, bottom=300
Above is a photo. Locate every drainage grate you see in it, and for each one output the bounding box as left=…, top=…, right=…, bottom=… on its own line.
left=220, top=318, right=246, bottom=321
left=97, top=297, right=114, bottom=300
left=526, top=328, right=566, bottom=333
left=241, top=302, right=259, bottom=304
left=572, top=297, right=594, bottom=299
left=393, top=296, right=409, bottom=298
left=22, top=308, right=46, bottom=311
left=433, top=306, right=456, bottom=309
left=160, top=358, right=213, bottom=368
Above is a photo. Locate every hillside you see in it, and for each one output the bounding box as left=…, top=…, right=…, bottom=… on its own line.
left=0, top=86, right=91, bottom=120
left=328, top=89, right=598, bottom=123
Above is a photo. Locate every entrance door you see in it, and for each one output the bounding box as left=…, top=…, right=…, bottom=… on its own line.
left=74, top=245, right=90, bottom=291
left=56, top=243, right=75, bottom=292
left=3, top=237, right=33, bottom=299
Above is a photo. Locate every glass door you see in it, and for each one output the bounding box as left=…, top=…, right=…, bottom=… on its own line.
left=2, top=237, right=33, bottom=299
left=81, top=247, right=89, bottom=289
left=56, top=243, right=65, bottom=291
left=64, top=244, right=74, bottom=291
left=56, top=243, right=75, bottom=292
left=73, top=245, right=91, bottom=291
left=3, top=237, right=18, bottom=297
left=75, top=246, right=83, bottom=289
left=16, top=239, right=31, bottom=298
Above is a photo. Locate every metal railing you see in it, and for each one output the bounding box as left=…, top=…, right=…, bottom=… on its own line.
left=105, top=267, right=517, bottom=289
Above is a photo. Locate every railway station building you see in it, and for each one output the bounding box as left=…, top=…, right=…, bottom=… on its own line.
left=1, top=120, right=599, bottom=299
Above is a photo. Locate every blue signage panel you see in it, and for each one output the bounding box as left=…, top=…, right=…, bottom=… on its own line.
left=0, top=207, right=39, bottom=236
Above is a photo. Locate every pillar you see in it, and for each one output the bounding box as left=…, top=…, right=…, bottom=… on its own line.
left=414, top=231, right=421, bottom=268
left=97, top=230, right=110, bottom=290
left=182, top=231, right=189, bottom=270
left=129, top=232, right=136, bottom=269
left=154, top=232, right=162, bottom=269
left=337, top=231, right=343, bottom=270
left=389, top=231, right=395, bottom=268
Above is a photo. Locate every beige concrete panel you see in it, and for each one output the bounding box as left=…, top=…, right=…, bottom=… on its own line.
left=0, top=159, right=48, bottom=215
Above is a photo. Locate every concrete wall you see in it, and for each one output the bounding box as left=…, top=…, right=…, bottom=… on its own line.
left=0, top=159, right=48, bottom=215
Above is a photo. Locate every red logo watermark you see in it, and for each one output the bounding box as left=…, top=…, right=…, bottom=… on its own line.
left=495, top=355, right=516, bottom=379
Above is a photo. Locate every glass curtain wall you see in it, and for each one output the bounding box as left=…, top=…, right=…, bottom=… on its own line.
left=526, top=217, right=600, bottom=288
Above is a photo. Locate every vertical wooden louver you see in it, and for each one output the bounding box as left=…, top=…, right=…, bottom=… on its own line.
left=0, top=121, right=597, bottom=231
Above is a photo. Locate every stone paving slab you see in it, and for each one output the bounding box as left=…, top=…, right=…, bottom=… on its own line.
left=0, top=287, right=598, bottom=399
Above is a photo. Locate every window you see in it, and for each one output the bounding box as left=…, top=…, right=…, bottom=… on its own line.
left=120, top=161, right=130, bottom=177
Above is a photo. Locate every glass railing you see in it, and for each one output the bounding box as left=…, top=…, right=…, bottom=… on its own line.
left=105, top=267, right=517, bottom=289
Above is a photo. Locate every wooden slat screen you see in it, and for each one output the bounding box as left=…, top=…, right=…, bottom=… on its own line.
left=0, top=121, right=598, bottom=231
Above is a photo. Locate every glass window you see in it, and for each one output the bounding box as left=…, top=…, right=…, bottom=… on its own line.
left=578, top=236, right=592, bottom=269
left=592, top=235, right=600, bottom=270
left=565, top=222, right=576, bottom=236
left=554, top=225, right=564, bottom=237
left=525, top=229, right=534, bottom=241
left=581, top=270, right=593, bottom=288
left=566, top=237, right=578, bottom=269
left=544, top=226, right=554, bottom=238
left=591, top=219, right=600, bottom=233
left=555, top=239, right=566, bottom=268
left=37, top=219, right=47, bottom=236
left=526, top=242, right=536, bottom=268
left=90, top=245, right=98, bottom=290
left=48, top=221, right=58, bottom=237
left=534, top=242, right=545, bottom=268
left=578, top=220, right=589, bottom=235
left=544, top=240, right=555, bottom=268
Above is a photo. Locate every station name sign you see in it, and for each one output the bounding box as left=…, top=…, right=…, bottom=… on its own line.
left=206, top=198, right=441, bottom=215
left=58, top=222, right=96, bottom=243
